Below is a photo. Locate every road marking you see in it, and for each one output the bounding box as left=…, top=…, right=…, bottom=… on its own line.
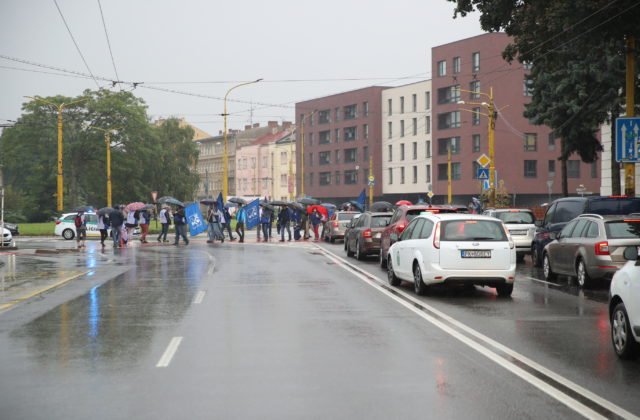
left=0, top=270, right=90, bottom=313
left=318, top=247, right=638, bottom=420
left=156, top=337, right=183, bottom=368
left=206, top=253, right=216, bottom=275
left=193, top=291, right=205, bottom=304
left=523, top=275, right=558, bottom=287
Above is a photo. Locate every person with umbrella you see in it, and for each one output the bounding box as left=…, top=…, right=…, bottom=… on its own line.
left=139, top=206, right=151, bottom=243
left=278, top=205, right=292, bottom=242
left=222, top=205, right=235, bottom=241
left=157, top=205, right=171, bottom=243
left=309, top=208, right=322, bottom=241
left=173, top=205, right=189, bottom=246
left=97, top=211, right=110, bottom=247
left=260, top=204, right=273, bottom=242
left=110, top=206, right=124, bottom=247
left=206, top=204, right=224, bottom=243
left=235, top=202, right=247, bottom=243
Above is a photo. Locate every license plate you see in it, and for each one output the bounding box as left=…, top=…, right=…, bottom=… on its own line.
left=375, top=233, right=381, bottom=239
left=461, top=250, right=491, bottom=258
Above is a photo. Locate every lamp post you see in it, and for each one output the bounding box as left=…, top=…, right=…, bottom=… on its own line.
left=91, top=126, right=120, bottom=207
left=458, top=86, right=497, bottom=207
left=26, top=96, right=88, bottom=211
left=221, top=79, right=262, bottom=201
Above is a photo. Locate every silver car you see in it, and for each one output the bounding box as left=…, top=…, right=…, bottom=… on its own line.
left=483, top=208, right=536, bottom=262
left=543, top=214, right=640, bottom=287
left=323, top=211, right=360, bottom=243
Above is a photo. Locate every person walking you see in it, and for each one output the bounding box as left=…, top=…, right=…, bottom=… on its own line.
left=157, top=206, right=171, bottom=243
left=139, top=208, right=150, bottom=243
left=207, top=204, right=224, bottom=243
left=74, top=211, right=87, bottom=248
left=278, top=206, right=291, bottom=242
left=301, top=210, right=310, bottom=240
left=310, top=209, right=321, bottom=241
left=235, top=203, right=246, bottom=243
left=222, top=206, right=235, bottom=240
left=110, top=206, right=124, bottom=248
left=124, top=209, right=139, bottom=246
left=97, top=213, right=109, bottom=247
left=260, top=206, right=272, bottom=242
left=173, top=206, right=189, bottom=246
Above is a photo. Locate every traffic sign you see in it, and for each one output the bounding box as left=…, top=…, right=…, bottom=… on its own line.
left=368, top=180, right=375, bottom=187
left=368, top=175, right=375, bottom=182
left=482, top=180, right=490, bottom=190
left=427, top=191, right=434, bottom=198
left=476, top=154, right=491, bottom=168
left=477, top=168, right=489, bottom=180
left=616, top=117, right=640, bottom=162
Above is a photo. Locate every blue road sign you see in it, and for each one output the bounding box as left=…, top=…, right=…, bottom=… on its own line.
left=482, top=180, right=490, bottom=190
left=616, top=117, right=640, bottom=162
left=477, top=168, right=489, bottom=180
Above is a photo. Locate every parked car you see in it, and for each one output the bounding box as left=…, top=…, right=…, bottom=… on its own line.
left=483, top=208, right=536, bottom=262
left=2, top=222, right=19, bottom=236
left=323, top=211, right=360, bottom=243
left=343, top=213, right=362, bottom=252
left=609, top=246, right=640, bottom=359
left=542, top=214, right=640, bottom=287
left=531, top=196, right=640, bottom=266
left=380, top=204, right=465, bottom=268
left=55, top=212, right=140, bottom=240
left=345, top=211, right=393, bottom=260
left=1, top=226, right=14, bottom=247
left=386, top=213, right=516, bottom=297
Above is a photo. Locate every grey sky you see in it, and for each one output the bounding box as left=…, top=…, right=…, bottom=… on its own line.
left=0, top=0, right=483, bottom=136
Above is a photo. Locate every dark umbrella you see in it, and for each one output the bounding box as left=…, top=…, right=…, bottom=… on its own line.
left=225, top=202, right=238, bottom=208
left=97, top=207, right=116, bottom=216
left=321, top=203, right=336, bottom=210
left=143, top=203, right=156, bottom=210
left=287, top=202, right=304, bottom=210
left=371, top=201, right=394, bottom=212
left=200, top=199, right=217, bottom=205
left=73, top=205, right=93, bottom=212
left=228, top=197, right=247, bottom=205
left=269, top=200, right=289, bottom=206
left=260, top=202, right=275, bottom=211
left=158, top=196, right=184, bottom=206
left=298, top=197, right=320, bottom=205
left=349, top=200, right=364, bottom=212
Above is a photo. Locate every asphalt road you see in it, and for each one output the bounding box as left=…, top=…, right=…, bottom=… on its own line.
left=0, top=235, right=638, bottom=419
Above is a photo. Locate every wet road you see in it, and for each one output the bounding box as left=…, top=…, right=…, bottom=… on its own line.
left=0, top=236, right=639, bottom=419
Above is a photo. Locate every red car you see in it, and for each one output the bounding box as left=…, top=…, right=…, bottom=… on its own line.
left=379, top=204, right=466, bottom=268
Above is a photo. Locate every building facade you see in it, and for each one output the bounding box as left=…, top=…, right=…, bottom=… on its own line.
left=431, top=33, right=600, bottom=206
left=381, top=80, right=433, bottom=203
left=295, top=86, right=387, bottom=203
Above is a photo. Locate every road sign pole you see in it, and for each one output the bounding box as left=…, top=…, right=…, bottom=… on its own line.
left=626, top=36, right=636, bottom=196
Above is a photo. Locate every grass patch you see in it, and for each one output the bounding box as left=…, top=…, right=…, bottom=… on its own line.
left=16, top=222, right=56, bottom=236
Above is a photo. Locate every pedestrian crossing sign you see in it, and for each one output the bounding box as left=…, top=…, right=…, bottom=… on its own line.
left=477, top=168, right=489, bottom=180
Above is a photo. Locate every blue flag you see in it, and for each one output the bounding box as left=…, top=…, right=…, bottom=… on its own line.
left=185, top=202, right=207, bottom=236
left=245, top=198, right=261, bottom=229
left=216, top=192, right=224, bottom=212
left=357, top=189, right=366, bottom=210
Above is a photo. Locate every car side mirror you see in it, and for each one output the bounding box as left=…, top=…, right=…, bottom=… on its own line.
left=623, top=246, right=639, bottom=261
left=550, top=232, right=559, bottom=240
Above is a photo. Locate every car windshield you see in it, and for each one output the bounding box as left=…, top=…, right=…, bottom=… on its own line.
left=495, top=211, right=535, bottom=224
left=441, top=220, right=508, bottom=241
left=338, top=213, right=356, bottom=221
left=371, top=215, right=392, bottom=228
left=605, top=220, right=640, bottom=239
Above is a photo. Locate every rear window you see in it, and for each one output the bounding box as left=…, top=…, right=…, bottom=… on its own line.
left=495, top=211, right=534, bottom=224
left=337, top=213, right=356, bottom=221
left=406, top=209, right=426, bottom=223
left=586, top=198, right=640, bottom=215
left=371, top=215, right=392, bottom=228
left=605, top=220, right=640, bottom=239
left=441, top=220, right=508, bottom=241
left=63, top=215, right=75, bottom=221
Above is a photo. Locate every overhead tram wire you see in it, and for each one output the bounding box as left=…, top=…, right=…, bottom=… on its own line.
left=97, top=0, right=121, bottom=86
left=53, top=0, right=101, bottom=90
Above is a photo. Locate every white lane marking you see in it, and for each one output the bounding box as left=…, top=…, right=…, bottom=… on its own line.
left=320, top=248, right=638, bottom=420
left=156, top=337, right=183, bottom=368
left=207, top=253, right=216, bottom=275
left=523, top=275, right=558, bottom=287
left=193, top=291, right=205, bottom=304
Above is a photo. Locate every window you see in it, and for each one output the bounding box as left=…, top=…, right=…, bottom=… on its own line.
left=335, top=128, right=340, bottom=143
left=472, top=161, right=482, bottom=179
left=413, top=166, right=418, bottom=183
left=425, top=140, right=431, bottom=158
left=548, top=132, right=557, bottom=151
left=388, top=98, right=392, bottom=116
left=400, top=143, right=405, bottom=161
left=437, top=163, right=461, bottom=180
left=400, top=120, right=405, bottom=137
left=524, top=133, right=537, bottom=151
left=437, top=111, right=461, bottom=129
left=318, top=109, right=331, bottom=124
left=400, top=167, right=405, bottom=184
left=438, top=137, right=461, bottom=155
left=472, top=134, right=481, bottom=152
left=309, top=172, right=314, bottom=185
left=319, top=172, right=331, bottom=185
left=363, top=101, right=369, bottom=117
left=280, top=174, right=287, bottom=184
left=425, top=91, right=431, bottom=109
left=437, top=85, right=461, bottom=104
left=308, top=153, right=313, bottom=166
left=307, top=132, right=313, bottom=146
left=548, top=160, right=556, bottom=175
left=472, top=107, right=481, bottom=125
left=523, top=78, right=534, bottom=96
left=388, top=144, right=393, bottom=161
left=400, top=96, right=405, bottom=113
left=524, top=160, right=537, bottom=178
left=412, top=94, right=417, bottom=112
left=319, top=130, right=331, bottom=144
left=412, top=142, right=417, bottom=159
left=591, top=161, right=597, bottom=178
left=334, top=107, right=340, bottom=122
left=344, top=104, right=357, bottom=120
left=425, top=116, right=431, bottom=134
left=344, top=170, right=357, bottom=184
left=469, top=80, right=481, bottom=99
left=363, top=146, right=369, bottom=161
left=426, top=164, right=431, bottom=183
left=453, top=56, right=461, bottom=73
left=363, top=124, right=369, bottom=139
left=568, top=160, right=580, bottom=178
left=280, top=151, right=287, bottom=162
left=388, top=168, right=393, bottom=184
left=412, top=118, right=417, bottom=136
left=344, top=148, right=357, bottom=163
left=344, top=126, right=357, bottom=141
left=472, top=52, right=480, bottom=72
left=262, top=156, right=268, bottom=168
left=335, top=171, right=341, bottom=185
left=437, top=60, right=447, bottom=76
left=388, top=121, right=393, bottom=139
left=335, top=150, right=341, bottom=163
left=319, top=151, right=331, bottom=165
left=251, top=157, right=256, bottom=168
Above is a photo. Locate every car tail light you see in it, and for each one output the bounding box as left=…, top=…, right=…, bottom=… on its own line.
left=608, top=195, right=627, bottom=198
left=503, top=226, right=514, bottom=249
left=55, top=220, right=61, bottom=225
left=433, top=222, right=441, bottom=249
left=363, top=229, right=372, bottom=239
left=397, top=222, right=406, bottom=233
left=595, top=241, right=609, bottom=255
left=332, top=221, right=339, bottom=227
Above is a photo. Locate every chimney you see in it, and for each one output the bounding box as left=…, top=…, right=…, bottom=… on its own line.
left=244, top=125, right=252, bottom=131
left=268, top=121, right=278, bottom=128
left=218, top=130, right=223, bottom=135
left=253, top=123, right=260, bottom=128
left=282, top=121, right=292, bottom=130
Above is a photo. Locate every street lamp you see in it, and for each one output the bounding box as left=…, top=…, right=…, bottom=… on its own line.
left=26, top=95, right=88, bottom=211
left=457, top=86, right=497, bottom=207
left=221, top=79, right=262, bottom=201
left=90, top=126, right=120, bottom=207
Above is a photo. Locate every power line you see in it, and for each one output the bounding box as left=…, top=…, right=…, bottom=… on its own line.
left=97, top=0, right=120, bottom=84
left=53, top=0, right=101, bottom=89
left=144, top=74, right=429, bottom=85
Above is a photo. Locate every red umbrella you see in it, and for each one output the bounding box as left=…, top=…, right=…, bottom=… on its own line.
left=125, top=202, right=146, bottom=212
left=396, top=200, right=412, bottom=206
left=307, top=204, right=328, bottom=218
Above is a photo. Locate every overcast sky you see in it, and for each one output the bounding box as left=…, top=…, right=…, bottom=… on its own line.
left=0, top=0, right=483, bottom=136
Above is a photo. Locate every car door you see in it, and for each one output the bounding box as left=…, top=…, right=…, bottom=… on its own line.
left=415, top=219, right=435, bottom=276
left=400, top=218, right=425, bottom=276
left=392, top=219, right=417, bottom=279
left=85, top=214, right=99, bottom=236
left=558, top=219, right=589, bottom=274
left=352, top=214, right=368, bottom=252
left=547, top=220, right=577, bottom=274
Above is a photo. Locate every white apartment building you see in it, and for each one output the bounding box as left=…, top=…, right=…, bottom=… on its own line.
left=382, top=80, right=433, bottom=199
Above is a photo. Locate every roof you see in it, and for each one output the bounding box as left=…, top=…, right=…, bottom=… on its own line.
left=251, top=130, right=292, bottom=146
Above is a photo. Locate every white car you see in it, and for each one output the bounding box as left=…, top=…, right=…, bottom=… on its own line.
left=483, top=208, right=536, bottom=262
left=609, top=246, right=640, bottom=359
left=1, top=226, right=14, bottom=247
left=386, top=213, right=516, bottom=297
left=54, top=212, right=141, bottom=240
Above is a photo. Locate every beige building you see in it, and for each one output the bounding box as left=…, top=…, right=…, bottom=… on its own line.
left=382, top=80, right=433, bottom=200
left=156, top=117, right=211, bottom=141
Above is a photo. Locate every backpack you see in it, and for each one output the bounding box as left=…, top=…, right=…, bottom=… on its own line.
left=74, top=214, right=83, bottom=228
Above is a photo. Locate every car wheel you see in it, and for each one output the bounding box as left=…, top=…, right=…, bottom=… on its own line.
left=413, top=262, right=428, bottom=296
left=543, top=254, right=557, bottom=281
left=611, top=302, right=639, bottom=359
left=387, top=257, right=401, bottom=286
left=346, top=240, right=354, bottom=257
left=496, top=283, right=514, bottom=297
left=355, top=240, right=364, bottom=260
left=379, top=249, right=387, bottom=269
left=62, top=228, right=75, bottom=240
left=532, top=245, right=541, bottom=267
left=576, top=259, right=591, bottom=288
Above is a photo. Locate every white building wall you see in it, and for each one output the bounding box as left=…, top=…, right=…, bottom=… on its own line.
left=382, top=80, right=432, bottom=196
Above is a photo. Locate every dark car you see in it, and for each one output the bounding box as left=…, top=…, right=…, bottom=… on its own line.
left=323, top=211, right=360, bottom=243
left=345, top=211, right=393, bottom=260
left=531, top=196, right=640, bottom=267
left=2, top=222, right=19, bottom=236
left=379, top=204, right=465, bottom=268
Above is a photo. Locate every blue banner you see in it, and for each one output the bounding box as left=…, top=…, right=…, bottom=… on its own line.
left=216, top=192, right=224, bottom=211
left=245, top=198, right=260, bottom=229
left=185, top=202, right=207, bottom=236
left=357, top=189, right=366, bottom=210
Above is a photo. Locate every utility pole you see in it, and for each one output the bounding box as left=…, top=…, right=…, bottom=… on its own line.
left=368, top=154, right=374, bottom=207
left=447, top=143, right=452, bottom=204
left=625, top=36, right=636, bottom=196
left=300, top=117, right=305, bottom=198
left=0, top=165, right=4, bottom=248
left=487, top=87, right=496, bottom=207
